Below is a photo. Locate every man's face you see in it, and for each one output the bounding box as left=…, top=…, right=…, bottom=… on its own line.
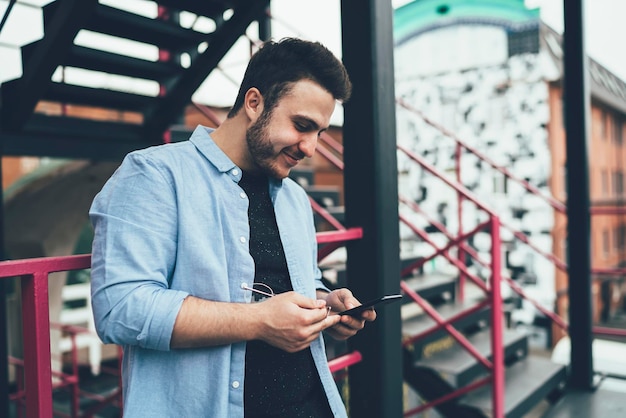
left=245, top=79, right=336, bottom=179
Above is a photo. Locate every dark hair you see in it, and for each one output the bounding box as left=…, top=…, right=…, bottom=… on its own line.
left=227, top=37, right=352, bottom=118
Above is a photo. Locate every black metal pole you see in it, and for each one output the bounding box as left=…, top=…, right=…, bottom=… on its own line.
left=563, top=0, right=594, bottom=390
left=258, top=5, right=271, bottom=42
left=341, top=1, right=403, bottom=417
left=0, top=129, right=9, bottom=418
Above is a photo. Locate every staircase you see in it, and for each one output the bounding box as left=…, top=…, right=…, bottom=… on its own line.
left=401, top=276, right=567, bottom=417
left=0, top=0, right=270, bottom=159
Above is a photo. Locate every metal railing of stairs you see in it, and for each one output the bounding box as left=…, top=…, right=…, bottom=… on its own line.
left=313, top=96, right=619, bottom=415
left=315, top=123, right=508, bottom=416
left=397, top=97, right=626, bottom=342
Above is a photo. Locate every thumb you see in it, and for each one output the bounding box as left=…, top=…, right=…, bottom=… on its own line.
left=288, top=292, right=327, bottom=309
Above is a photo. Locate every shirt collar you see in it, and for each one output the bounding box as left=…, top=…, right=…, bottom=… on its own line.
left=189, top=125, right=238, bottom=174
left=189, top=125, right=284, bottom=191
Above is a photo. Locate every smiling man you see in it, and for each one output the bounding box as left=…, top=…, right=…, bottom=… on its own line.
left=89, top=38, right=376, bottom=418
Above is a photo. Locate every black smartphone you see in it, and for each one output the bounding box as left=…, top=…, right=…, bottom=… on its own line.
left=338, top=294, right=403, bottom=317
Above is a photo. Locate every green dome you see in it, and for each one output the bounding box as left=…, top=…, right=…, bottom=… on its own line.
left=394, top=0, right=540, bottom=44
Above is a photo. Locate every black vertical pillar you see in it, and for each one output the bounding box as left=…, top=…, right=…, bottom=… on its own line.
left=341, top=1, right=402, bottom=417
left=0, top=134, right=8, bottom=417
left=563, top=0, right=594, bottom=389
left=258, top=5, right=271, bottom=42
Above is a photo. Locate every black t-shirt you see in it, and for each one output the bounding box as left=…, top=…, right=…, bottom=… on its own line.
left=240, top=172, right=333, bottom=418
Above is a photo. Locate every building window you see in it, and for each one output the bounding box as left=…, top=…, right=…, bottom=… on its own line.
left=613, top=224, right=626, bottom=251
left=601, top=170, right=609, bottom=197
left=601, top=109, right=608, bottom=140
left=613, top=171, right=624, bottom=196
left=613, top=113, right=623, bottom=144
left=603, top=229, right=610, bottom=258
left=507, top=28, right=540, bottom=57
left=615, top=224, right=626, bottom=251
left=493, top=173, right=508, bottom=194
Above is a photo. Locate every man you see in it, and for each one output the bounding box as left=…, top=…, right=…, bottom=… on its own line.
left=90, top=37, right=376, bottom=417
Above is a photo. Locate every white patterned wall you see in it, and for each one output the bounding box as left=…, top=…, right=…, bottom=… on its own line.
left=396, top=41, right=557, bottom=310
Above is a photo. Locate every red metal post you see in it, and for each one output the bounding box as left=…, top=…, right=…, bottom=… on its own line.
left=401, top=282, right=492, bottom=370
left=489, top=216, right=504, bottom=418
left=21, top=272, right=53, bottom=418
left=327, top=351, right=363, bottom=373
left=455, top=142, right=466, bottom=301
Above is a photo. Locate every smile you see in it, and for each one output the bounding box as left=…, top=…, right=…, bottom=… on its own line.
left=283, top=151, right=301, bottom=166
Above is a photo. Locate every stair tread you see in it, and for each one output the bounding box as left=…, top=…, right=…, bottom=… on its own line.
left=402, top=297, right=489, bottom=337
left=403, top=273, right=456, bottom=296
left=459, top=356, right=566, bottom=417
left=415, top=328, right=528, bottom=374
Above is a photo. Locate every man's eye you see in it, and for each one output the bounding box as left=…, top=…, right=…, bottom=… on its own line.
left=295, top=123, right=308, bottom=132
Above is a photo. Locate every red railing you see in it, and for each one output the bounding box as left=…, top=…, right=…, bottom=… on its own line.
left=1, top=254, right=91, bottom=418
left=397, top=97, right=626, bottom=341
left=397, top=144, right=505, bottom=417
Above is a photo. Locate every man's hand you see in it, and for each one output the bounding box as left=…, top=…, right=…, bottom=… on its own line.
left=254, top=291, right=341, bottom=352
left=318, top=288, right=377, bottom=340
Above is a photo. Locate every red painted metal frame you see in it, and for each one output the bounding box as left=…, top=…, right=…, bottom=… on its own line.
left=399, top=195, right=490, bottom=271
left=328, top=351, right=363, bottom=373
left=404, top=376, right=491, bottom=417
left=401, top=299, right=492, bottom=347
left=398, top=212, right=490, bottom=294
left=316, top=228, right=363, bottom=261
left=0, top=254, right=91, bottom=418
left=398, top=100, right=626, bottom=344
left=397, top=145, right=506, bottom=416
left=398, top=215, right=505, bottom=415
left=396, top=98, right=567, bottom=214
left=401, top=282, right=493, bottom=370
left=309, top=196, right=346, bottom=231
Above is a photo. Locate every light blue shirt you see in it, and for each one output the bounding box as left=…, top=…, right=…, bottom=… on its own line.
left=89, top=125, right=347, bottom=417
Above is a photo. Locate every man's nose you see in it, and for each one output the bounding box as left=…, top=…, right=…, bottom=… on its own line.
left=298, top=134, right=318, bottom=158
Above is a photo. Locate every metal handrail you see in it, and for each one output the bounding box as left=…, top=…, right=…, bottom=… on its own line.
left=1, top=254, right=91, bottom=418
left=397, top=145, right=504, bottom=417
left=396, top=103, right=626, bottom=340
left=396, top=97, right=567, bottom=213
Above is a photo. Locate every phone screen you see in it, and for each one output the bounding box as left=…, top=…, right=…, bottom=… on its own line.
left=338, top=294, right=403, bottom=317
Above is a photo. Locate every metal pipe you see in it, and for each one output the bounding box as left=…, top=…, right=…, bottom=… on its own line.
left=21, top=272, right=53, bottom=418
left=489, top=216, right=504, bottom=418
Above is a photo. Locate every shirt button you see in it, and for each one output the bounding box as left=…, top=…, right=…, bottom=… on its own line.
left=240, top=236, right=246, bottom=243
left=239, top=192, right=246, bottom=199
left=231, top=169, right=239, bottom=176
left=232, top=381, right=240, bottom=389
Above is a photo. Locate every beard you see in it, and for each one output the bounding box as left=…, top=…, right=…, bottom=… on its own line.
left=246, top=109, right=295, bottom=179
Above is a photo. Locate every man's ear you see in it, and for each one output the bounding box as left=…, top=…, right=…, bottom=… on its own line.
left=244, top=87, right=264, bottom=122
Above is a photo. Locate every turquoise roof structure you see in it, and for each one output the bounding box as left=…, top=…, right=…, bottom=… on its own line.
left=394, top=0, right=540, bottom=44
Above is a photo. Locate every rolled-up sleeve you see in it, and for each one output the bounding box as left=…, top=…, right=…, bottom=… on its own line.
left=89, top=152, right=189, bottom=351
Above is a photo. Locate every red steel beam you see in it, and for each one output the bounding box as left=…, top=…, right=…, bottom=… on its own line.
left=489, top=216, right=504, bottom=418
left=21, top=272, right=53, bottom=418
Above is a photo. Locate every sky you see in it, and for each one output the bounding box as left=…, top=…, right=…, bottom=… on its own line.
left=267, top=0, right=626, bottom=82
left=527, top=0, right=626, bottom=81
left=0, top=0, right=625, bottom=105
left=196, top=0, right=626, bottom=111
